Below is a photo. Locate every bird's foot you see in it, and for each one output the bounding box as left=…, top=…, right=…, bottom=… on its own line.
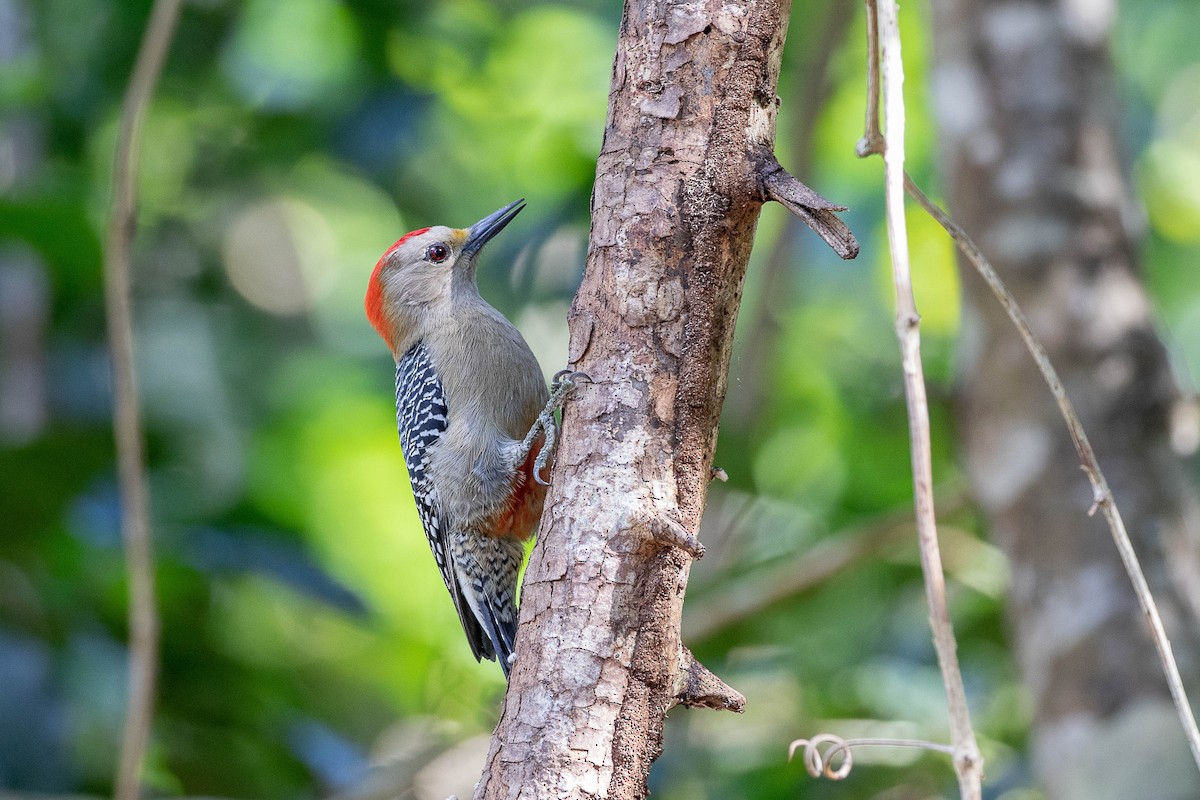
left=518, top=369, right=590, bottom=486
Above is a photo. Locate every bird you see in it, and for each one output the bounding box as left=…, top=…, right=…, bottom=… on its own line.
left=365, top=199, right=578, bottom=679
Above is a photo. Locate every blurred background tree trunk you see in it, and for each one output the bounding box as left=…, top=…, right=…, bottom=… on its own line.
left=929, top=1, right=1200, bottom=797
left=0, top=0, right=50, bottom=449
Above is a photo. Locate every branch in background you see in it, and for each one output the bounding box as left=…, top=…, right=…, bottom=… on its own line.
left=104, top=0, right=183, bottom=797
left=684, top=490, right=968, bottom=643
left=856, top=0, right=883, bottom=158
left=862, top=0, right=984, bottom=795
left=904, top=174, right=1200, bottom=776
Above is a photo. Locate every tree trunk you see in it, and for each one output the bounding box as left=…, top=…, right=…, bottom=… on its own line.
left=929, top=2, right=1200, bottom=797
left=472, top=0, right=854, bottom=796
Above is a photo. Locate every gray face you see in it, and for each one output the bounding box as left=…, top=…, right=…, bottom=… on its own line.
left=366, top=200, right=525, bottom=352
left=378, top=225, right=470, bottom=312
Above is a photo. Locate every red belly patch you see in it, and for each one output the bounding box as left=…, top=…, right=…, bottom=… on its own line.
left=482, top=435, right=548, bottom=540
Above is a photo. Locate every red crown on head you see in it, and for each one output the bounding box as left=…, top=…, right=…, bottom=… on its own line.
left=365, top=227, right=431, bottom=348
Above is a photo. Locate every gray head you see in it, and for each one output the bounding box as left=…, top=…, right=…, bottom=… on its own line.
left=365, top=199, right=525, bottom=354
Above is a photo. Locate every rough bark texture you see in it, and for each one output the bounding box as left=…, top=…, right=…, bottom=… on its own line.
left=474, top=0, right=796, bottom=797
left=929, top=1, right=1200, bottom=797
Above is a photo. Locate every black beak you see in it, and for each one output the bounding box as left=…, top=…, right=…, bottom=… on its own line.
left=462, top=199, right=525, bottom=259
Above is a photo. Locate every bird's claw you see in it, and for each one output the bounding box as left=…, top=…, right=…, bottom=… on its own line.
left=532, top=420, right=556, bottom=486
left=551, top=369, right=591, bottom=392
left=521, top=369, right=589, bottom=486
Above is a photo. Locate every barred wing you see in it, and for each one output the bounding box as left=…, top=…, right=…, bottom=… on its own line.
left=394, top=342, right=493, bottom=660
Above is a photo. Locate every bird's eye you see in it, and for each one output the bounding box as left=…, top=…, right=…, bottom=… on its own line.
left=425, top=244, right=450, bottom=263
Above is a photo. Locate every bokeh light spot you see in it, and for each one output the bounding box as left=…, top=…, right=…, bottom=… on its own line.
left=223, top=198, right=338, bottom=315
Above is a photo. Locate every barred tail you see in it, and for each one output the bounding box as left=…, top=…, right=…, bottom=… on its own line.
left=449, top=532, right=524, bottom=680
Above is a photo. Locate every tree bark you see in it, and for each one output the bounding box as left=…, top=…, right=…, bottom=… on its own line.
left=472, top=0, right=848, bottom=796
left=929, top=2, right=1200, bottom=797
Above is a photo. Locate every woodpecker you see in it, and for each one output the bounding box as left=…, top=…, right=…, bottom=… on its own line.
left=366, top=199, right=576, bottom=680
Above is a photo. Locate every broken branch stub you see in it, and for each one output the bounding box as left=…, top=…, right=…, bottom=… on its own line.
left=757, top=154, right=860, bottom=259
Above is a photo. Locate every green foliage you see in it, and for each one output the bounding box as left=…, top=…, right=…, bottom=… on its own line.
left=0, top=0, right=1196, bottom=797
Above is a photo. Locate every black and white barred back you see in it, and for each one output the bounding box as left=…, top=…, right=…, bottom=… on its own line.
left=395, top=343, right=452, bottom=578
left=395, top=342, right=521, bottom=675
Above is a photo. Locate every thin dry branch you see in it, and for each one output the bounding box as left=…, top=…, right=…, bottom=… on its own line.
left=904, top=174, right=1200, bottom=775
left=856, top=0, right=884, bottom=158
left=104, top=0, right=183, bottom=797
left=862, top=0, right=984, bottom=795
